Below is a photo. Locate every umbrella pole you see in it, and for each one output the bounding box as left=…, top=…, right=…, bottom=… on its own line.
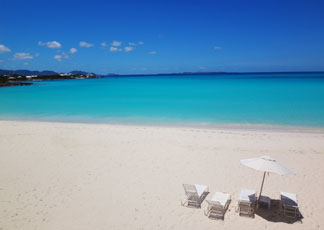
left=258, top=172, right=266, bottom=203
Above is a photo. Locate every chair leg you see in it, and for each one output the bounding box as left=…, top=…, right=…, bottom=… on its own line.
left=204, top=208, right=209, bottom=217
left=181, top=200, right=187, bottom=206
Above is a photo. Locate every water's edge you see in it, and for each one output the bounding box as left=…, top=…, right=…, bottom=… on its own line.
left=2, top=118, right=324, bottom=134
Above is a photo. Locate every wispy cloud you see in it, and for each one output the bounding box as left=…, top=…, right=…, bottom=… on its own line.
left=109, top=47, right=117, bottom=52
left=79, top=41, right=93, bottom=48
left=54, top=51, right=69, bottom=61
left=69, top=48, right=77, bottom=54
left=111, top=40, right=122, bottom=47
left=38, top=41, right=62, bottom=49
left=148, top=51, right=157, bottom=55
left=124, top=46, right=134, bottom=52
left=101, top=42, right=107, bottom=48
left=34, top=53, right=40, bottom=57
left=128, top=41, right=144, bottom=46
left=62, top=52, right=69, bottom=59
left=214, top=46, right=223, bottom=50
left=107, top=40, right=144, bottom=53
left=54, top=55, right=62, bottom=62
left=14, top=53, right=33, bottom=60
left=109, top=46, right=122, bottom=52
left=0, top=44, right=11, bottom=53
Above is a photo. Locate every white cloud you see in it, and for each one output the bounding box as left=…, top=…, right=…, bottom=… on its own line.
left=148, top=51, right=157, bottom=55
left=199, top=66, right=206, bottom=70
left=124, top=46, right=134, bottom=52
left=55, top=51, right=69, bottom=61
left=47, top=41, right=62, bottom=48
left=23, top=62, right=29, bottom=66
left=111, top=40, right=122, bottom=47
left=69, top=48, right=77, bottom=54
left=0, top=44, right=11, bottom=53
left=54, top=55, right=62, bottom=61
left=214, top=46, right=223, bottom=50
left=79, top=41, right=94, bottom=48
left=38, top=41, right=62, bottom=49
left=101, top=42, right=107, bottom=47
left=34, top=53, right=40, bottom=57
left=109, top=46, right=118, bottom=52
left=128, top=42, right=136, bottom=46
left=138, top=41, right=144, bottom=45
left=14, top=53, right=33, bottom=60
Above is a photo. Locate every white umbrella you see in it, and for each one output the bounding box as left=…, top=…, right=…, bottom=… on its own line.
left=240, top=155, right=293, bottom=201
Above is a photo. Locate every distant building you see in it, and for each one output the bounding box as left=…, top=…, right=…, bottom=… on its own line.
left=86, top=74, right=94, bottom=78
left=26, top=75, right=37, bottom=79
left=59, top=73, right=72, bottom=76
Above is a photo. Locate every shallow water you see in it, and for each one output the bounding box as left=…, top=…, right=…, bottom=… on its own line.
left=1, top=72, right=324, bottom=127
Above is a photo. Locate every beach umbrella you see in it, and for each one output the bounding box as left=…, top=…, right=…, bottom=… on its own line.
left=240, top=155, right=293, bottom=201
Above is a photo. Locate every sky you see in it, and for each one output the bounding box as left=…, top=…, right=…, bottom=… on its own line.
left=1, top=0, right=324, bottom=74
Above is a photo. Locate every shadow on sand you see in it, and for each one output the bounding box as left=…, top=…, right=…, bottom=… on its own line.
left=255, top=199, right=303, bottom=224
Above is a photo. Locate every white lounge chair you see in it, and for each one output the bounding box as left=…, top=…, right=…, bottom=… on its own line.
left=204, top=192, right=231, bottom=220
left=237, top=189, right=257, bottom=217
left=181, top=184, right=209, bottom=208
left=280, top=192, right=300, bottom=218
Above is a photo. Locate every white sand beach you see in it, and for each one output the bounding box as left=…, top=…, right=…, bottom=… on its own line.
left=1, top=120, right=324, bottom=230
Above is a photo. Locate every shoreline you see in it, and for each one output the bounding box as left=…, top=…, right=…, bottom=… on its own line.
left=1, top=118, right=324, bottom=134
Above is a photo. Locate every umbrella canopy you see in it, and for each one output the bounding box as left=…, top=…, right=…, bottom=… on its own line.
left=240, top=155, right=294, bottom=175
left=240, top=155, right=294, bottom=204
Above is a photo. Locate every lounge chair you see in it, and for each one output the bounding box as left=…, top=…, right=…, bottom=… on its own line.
left=204, top=192, right=231, bottom=220
left=181, top=184, right=209, bottom=208
left=237, top=189, right=257, bottom=217
left=280, top=192, right=300, bottom=218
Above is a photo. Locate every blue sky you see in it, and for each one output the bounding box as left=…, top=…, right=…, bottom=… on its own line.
left=1, top=0, right=324, bottom=74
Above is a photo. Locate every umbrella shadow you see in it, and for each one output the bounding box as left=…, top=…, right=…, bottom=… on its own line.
left=255, top=199, right=303, bottom=224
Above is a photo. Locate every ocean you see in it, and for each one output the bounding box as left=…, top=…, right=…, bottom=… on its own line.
left=1, top=72, right=324, bottom=127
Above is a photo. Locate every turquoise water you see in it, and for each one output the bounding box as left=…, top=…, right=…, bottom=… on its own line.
left=1, top=72, right=324, bottom=127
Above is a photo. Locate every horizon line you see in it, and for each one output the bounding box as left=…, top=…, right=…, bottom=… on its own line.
left=1, top=68, right=324, bottom=76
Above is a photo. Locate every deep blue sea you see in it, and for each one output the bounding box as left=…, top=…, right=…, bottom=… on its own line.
left=1, top=72, right=324, bottom=127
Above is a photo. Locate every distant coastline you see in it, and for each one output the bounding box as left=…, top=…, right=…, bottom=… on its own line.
left=1, top=68, right=324, bottom=77
left=112, top=71, right=324, bottom=78
left=0, top=71, right=101, bottom=87
left=1, top=69, right=324, bottom=87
